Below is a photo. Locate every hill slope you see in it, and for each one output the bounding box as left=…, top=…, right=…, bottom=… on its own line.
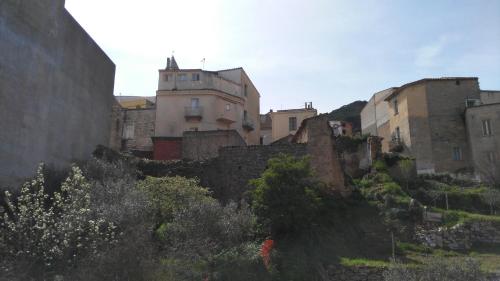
left=326, top=100, right=367, bottom=132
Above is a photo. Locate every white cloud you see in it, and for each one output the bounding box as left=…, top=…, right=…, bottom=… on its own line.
left=414, top=35, right=450, bottom=68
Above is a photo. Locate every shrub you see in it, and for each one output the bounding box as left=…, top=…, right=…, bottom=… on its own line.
left=0, top=165, right=116, bottom=280
left=139, top=175, right=263, bottom=280
left=383, top=182, right=404, bottom=196
left=250, top=154, right=330, bottom=239
left=373, top=160, right=388, bottom=172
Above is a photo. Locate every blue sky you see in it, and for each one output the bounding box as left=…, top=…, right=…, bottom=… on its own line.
left=65, top=0, right=500, bottom=113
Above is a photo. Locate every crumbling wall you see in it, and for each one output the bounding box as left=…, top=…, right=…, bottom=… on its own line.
left=305, top=116, right=348, bottom=195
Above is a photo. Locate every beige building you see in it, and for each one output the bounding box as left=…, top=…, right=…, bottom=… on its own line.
left=361, top=77, right=500, bottom=178
left=465, top=96, right=500, bottom=182
left=153, top=57, right=260, bottom=159
left=265, top=103, right=317, bottom=143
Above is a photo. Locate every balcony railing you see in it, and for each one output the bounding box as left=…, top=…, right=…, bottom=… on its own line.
left=184, top=106, right=203, bottom=120
left=389, top=138, right=404, bottom=153
left=242, top=117, right=254, bottom=131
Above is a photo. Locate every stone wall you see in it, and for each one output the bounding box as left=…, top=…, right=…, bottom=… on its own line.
left=302, top=115, right=348, bottom=195
left=328, top=265, right=385, bottom=281
left=182, top=130, right=246, bottom=161
left=0, top=0, right=115, bottom=189
left=214, top=144, right=308, bottom=200
left=122, top=108, right=156, bottom=154
left=134, top=144, right=308, bottom=202
left=416, top=221, right=500, bottom=250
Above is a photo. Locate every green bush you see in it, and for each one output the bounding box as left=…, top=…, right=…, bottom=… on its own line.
left=250, top=154, right=331, bottom=239
left=373, top=160, right=388, bottom=172
left=383, top=182, right=405, bottom=196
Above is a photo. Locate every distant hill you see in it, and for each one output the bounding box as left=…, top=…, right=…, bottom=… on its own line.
left=326, top=100, right=367, bottom=132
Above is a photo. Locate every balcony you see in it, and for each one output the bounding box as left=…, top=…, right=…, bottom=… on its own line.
left=216, top=112, right=236, bottom=124
left=184, top=106, right=203, bottom=121
left=389, top=138, right=404, bottom=153
left=242, top=117, right=254, bottom=131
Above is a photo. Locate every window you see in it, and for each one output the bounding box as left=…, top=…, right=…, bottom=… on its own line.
left=123, top=123, right=134, bottom=139
left=289, top=117, right=297, bottom=131
left=482, top=119, right=492, bottom=136
left=178, top=74, right=187, bottom=81
left=190, top=127, right=199, bottom=131
left=244, top=110, right=248, bottom=120
left=244, top=84, right=248, bottom=97
left=191, top=98, right=199, bottom=108
left=393, top=99, right=399, bottom=115
left=163, top=74, right=170, bottom=81
left=395, top=127, right=401, bottom=141
left=452, top=147, right=462, bottom=161
left=226, top=104, right=231, bottom=111
left=192, top=73, right=200, bottom=81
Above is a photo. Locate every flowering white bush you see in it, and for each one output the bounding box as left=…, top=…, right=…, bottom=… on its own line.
left=0, top=164, right=116, bottom=279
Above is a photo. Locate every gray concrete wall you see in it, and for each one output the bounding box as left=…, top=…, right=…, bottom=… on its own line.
left=0, top=0, right=115, bottom=189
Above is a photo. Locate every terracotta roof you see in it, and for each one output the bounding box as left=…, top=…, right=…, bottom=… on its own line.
left=384, top=77, right=478, bottom=101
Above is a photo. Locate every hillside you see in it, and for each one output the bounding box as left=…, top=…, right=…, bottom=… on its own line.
left=327, top=100, right=367, bottom=132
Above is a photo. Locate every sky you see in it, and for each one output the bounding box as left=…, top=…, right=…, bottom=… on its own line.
left=65, top=0, right=500, bottom=114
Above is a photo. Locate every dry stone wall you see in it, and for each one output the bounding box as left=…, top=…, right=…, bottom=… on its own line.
left=416, top=221, right=500, bottom=250
left=328, top=265, right=385, bottom=281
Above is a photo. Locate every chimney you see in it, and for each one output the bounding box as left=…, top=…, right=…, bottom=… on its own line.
left=305, top=102, right=307, bottom=109
left=166, top=58, right=171, bottom=69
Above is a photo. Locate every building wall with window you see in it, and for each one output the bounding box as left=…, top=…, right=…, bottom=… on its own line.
left=269, top=108, right=317, bottom=142
left=466, top=103, right=500, bottom=181
left=362, top=77, right=484, bottom=176
left=425, top=78, right=480, bottom=174
left=153, top=60, right=260, bottom=159
left=360, top=88, right=394, bottom=150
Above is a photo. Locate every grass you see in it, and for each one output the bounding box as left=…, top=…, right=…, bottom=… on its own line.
left=340, top=257, right=389, bottom=268
left=395, top=241, right=500, bottom=273
left=429, top=208, right=500, bottom=227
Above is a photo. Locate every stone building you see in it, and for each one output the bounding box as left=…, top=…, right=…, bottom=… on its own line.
left=109, top=96, right=156, bottom=158
left=361, top=77, right=500, bottom=178
left=0, top=0, right=115, bottom=188
left=153, top=56, right=261, bottom=160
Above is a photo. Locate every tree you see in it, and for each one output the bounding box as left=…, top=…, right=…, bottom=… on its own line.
left=0, top=165, right=116, bottom=280
left=139, top=176, right=264, bottom=281
left=250, top=154, right=327, bottom=239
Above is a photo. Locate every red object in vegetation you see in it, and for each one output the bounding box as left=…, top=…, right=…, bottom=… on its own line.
left=261, top=239, right=274, bottom=269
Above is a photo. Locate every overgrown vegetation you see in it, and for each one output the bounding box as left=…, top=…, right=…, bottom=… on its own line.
left=1, top=150, right=499, bottom=280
